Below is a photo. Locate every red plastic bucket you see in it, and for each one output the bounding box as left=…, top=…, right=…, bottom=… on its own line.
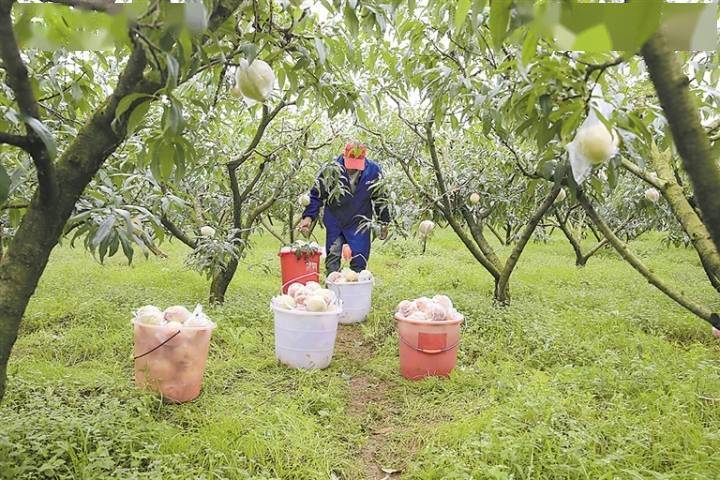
left=395, top=314, right=463, bottom=380
left=279, top=251, right=321, bottom=293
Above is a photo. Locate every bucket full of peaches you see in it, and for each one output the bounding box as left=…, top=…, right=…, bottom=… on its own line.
left=132, top=304, right=216, bottom=403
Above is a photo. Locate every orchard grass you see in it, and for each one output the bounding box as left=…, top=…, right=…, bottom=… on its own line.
left=2, top=229, right=720, bottom=479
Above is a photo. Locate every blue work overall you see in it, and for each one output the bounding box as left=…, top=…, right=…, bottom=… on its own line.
left=302, top=155, right=390, bottom=273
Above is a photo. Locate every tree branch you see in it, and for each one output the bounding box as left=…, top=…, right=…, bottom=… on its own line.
left=578, top=188, right=718, bottom=326
left=0, top=203, right=28, bottom=211
left=227, top=99, right=289, bottom=170
left=160, top=215, right=196, bottom=249
left=642, top=31, right=720, bottom=255
left=260, top=216, right=285, bottom=244
left=0, top=131, right=29, bottom=150
left=496, top=183, right=563, bottom=300
left=0, top=0, right=57, bottom=203
left=620, top=157, right=664, bottom=189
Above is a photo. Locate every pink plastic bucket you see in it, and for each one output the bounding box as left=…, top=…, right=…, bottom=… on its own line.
left=395, top=314, right=463, bottom=380
left=133, top=320, right=216, bottom=403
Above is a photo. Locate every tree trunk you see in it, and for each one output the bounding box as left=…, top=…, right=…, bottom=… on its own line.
left=288, top=206, right=295, bottom=244
left=494, top=183, right=562, bottom=304
left=493, top=277, right=510, bottom=304
left=702, top=258, right=720, bottom=293
left=648, top=147, right=720, bottom=291
left=0, top=0, right=245, bottom=403
left=556, top=210, right=585, bottom=266
left=642, top=33, right=720, bottom=253
left=0, top=46, right=155, bottom=401
left=209, top=258, right=239, bottom=304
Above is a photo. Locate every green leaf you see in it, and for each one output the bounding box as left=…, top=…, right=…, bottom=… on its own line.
left=115, top=93, right=151, bottom=121
left=178, top=28, right=193, bottom=65
left=572, top=24, right=612, bottom=52
left=92, top=215, right=115, bottom=248
left=162, top=97, right=184, bottom=135
left=108, top=233, right=120, bottom=258
left=521, top=30, right=538, bottom=66
left=454, top=0, right=472, bottom=31
left=343, top=4, right=359, bottom=36
left=0, top=164, right=10, bottom=204
left=159, top=141, right=175, bottom=178
left=314, top=37, right=327, bottom=65
left=126, top=100, right=151, bottom=135
left=174, top=141, right=186, bottom=181
left=166, top=53, right=180, bottom=90
left=539, top=94, right=552, bottom=117
left=489, top=0, right=511, bottom=49
left=22, top=115, right=57, bottom=159
left=114, top=208, right=135, bottom=238
left=119, top=230, right=134, bottom=265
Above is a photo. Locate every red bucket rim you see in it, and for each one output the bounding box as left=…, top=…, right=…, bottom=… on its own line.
left=278, top=251, right=322, bottom=257
left=394, top=313, right=464, bottom=326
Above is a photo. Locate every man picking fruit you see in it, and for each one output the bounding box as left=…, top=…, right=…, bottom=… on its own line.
left=297, top=142, right=390, bottom=273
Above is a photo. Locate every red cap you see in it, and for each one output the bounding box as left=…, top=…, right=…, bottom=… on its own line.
left=343, top=143, right=367, bottom=170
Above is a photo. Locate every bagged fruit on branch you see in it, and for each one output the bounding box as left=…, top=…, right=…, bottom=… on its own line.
left=234, top=58, right=275, bottom=103
left=566, top=92, right=618, bottom=185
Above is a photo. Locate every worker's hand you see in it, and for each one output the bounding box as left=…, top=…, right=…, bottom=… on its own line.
left=378, top=225, right=388, bottom=240
left=297, top=217, right=312, bottom=236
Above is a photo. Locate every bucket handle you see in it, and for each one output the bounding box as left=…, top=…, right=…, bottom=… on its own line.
left=281, top=271, right=320, bottom=294
left=134, top=330, right=181, bottom=360
left=397, top=332, right=460, bottom=354
left=349, top=252, right=368, bottom=265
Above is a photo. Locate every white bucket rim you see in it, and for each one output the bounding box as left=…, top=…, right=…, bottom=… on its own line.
left=131, top=318, right=217, bottom=330
left=270, top=300, right=344, bottom=316
left=326, top=279, right=374, bottom=286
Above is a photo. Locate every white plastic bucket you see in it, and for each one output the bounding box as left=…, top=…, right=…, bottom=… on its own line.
left=326, top=279, right=373, bottom=324
left=271, top=302, right=342, bottom=369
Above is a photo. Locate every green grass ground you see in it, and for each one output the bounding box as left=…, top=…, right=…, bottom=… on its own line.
left=2, top=229, right=720, bottom=479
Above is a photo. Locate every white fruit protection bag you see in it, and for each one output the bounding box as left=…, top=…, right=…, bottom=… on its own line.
left=566, top=93, right=618, bottom=185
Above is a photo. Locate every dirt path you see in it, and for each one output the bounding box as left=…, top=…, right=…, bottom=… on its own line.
left=334, top=326, right=403, bottom=480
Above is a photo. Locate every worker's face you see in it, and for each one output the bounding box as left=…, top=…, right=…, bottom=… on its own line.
left=346, top=168, right=359, bottom=175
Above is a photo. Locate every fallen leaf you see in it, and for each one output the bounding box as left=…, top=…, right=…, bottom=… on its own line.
left=381, top=467, right=403, bottom=474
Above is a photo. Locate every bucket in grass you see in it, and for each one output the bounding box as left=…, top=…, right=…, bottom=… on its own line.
left=132, top=304, right=216, bottom=403
left=278, top=241, right=323, bottom=293
left=394, top=296, right=464, bottom=380
left=326, top=267, right=374, bottom=324
left=271, top=285, right=342, bottom=369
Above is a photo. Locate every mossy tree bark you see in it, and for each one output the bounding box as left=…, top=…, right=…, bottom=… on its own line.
left=621, top=148, right=720, bottom=291
left=641, top=32, right=720, bottom=254
left=577, top=189, right=719, bottom=328
left=0, top=0, right=244, bottom=402
left=649, top=150, right=720, bottom=291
